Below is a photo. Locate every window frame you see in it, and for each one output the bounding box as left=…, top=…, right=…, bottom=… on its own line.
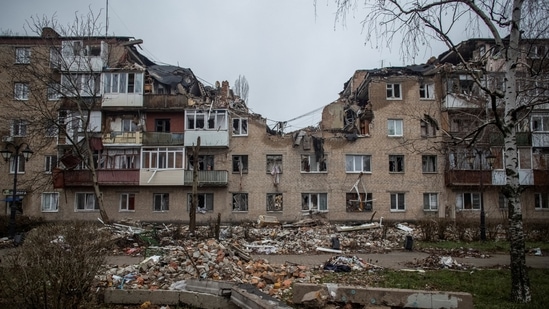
left=11, top=119, right=28, bottom=137
left=41, top=192, right=59, bottom=212
left=44, top=155, right=58, bottom=174
left=187, top=193, right=214, bottom=212
left=387, top=119, right=403, bottom=137
left=153, top=193, right=169, bottom=212
left=386, top=83, right=402, bottom=99
left=119, top=193, right=136, bottom=212
left=266, top=155, right=283, bottom=174
left=457, top=192, right=481, bottom=210
left=15, top=47, right=31, bottom=64
left=9, top=155, right=25, bottom=174
left=232, top=118, right=248, bottom=136
left=419, top=83, right=435, bottom=99
left=532, top=114, right=549, bottom=132
left=186, top=110, right=228, bottom=131
left=422, top=155, right=437, bottom=173
left=141, top=147, right=184, bottom=170
left=266, top=193, right=283, bottom=212
left=232, top=155, right=249, bottom=174
left=390, top=193, right=406, bottom=211
left=423, top=193, right=439, bottom=211
left=301, top=192, right=328, bottom=212
left=345, top=154, right=371, bottom=173
left=75, top=192, right=99, bottom=211
left=389, top=155, right=405, bottom=173
left=232, top=193, right=248, bottom=212
left=535, top=193, right=549, bottom=209
left=301, top=154, right=327, bottom=173
left=346, top=192, right=373, bottom=212
left=14, top=82, right=29, bottom=100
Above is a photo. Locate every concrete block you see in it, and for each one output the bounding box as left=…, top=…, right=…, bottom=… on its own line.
left=231, top=284, right=293, bottom=309
left=104, top=289, right=180, bottom=305
left=292, top=283, right=473, bottom=309
left=186, top=278, right=234, bottom=296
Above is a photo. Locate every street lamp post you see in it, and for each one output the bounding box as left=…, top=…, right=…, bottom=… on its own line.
left=468, top=148, right=496, bottom=241
left=1, top=142, right=33, bottom=239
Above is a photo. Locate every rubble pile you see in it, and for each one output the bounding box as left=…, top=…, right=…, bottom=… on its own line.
left=405, top=254, right=474, bottom=270
left=98, top=238, right=313, bottom=298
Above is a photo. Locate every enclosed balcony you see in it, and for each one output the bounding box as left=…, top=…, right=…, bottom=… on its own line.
left=142, top=132, right=184, bottom=146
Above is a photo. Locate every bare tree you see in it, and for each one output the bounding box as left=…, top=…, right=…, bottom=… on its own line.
left=326, top=0, right=549, bottom=303
left=234, top=74, right=249, bottom=103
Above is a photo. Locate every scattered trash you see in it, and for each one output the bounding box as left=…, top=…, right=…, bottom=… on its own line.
left=533, top=248, right=542, bottom=256
left=396, top=224, right=413, bottom=233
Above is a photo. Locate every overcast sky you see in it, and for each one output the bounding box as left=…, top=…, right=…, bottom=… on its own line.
left=2, top=0, right=451, bottom=130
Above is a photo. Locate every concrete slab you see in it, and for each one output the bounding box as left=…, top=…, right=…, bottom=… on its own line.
left=231, top=284, right=293, bottom=309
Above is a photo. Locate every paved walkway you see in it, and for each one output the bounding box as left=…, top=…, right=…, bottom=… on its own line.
left=104, top=250, right=549, bottom=269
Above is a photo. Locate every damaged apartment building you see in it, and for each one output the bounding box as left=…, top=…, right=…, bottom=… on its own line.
left=0, top=28, right=548, bottom=225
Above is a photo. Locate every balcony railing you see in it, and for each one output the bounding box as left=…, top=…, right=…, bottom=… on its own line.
left=182, top=170, right=228, bottom=186
left=54, top=169, right=140, bottom=187
left=143, top=94, right=188, bottom=109
left=102, top=131, right=142, bottom=144
left=142, top=132, right=184, bottom=146
left=445, top=170, right=492, bottom=186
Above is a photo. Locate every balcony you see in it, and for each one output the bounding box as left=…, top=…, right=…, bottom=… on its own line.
left=532, top=132, right=549, bottom=147
left=142, top=132, right=184, bottom=146
left=492, top=169, right=535, bottom=186
left=183, top=170, right=228, bottom=186
left=184, top=130, right=229, bottom=147
left=445, top=170, right=492, bottom=187
left=143, top=94, right=188, bottom=110
left=53, top=169, right=140, bottom=187
left=102, top=131, right=142, bottom=144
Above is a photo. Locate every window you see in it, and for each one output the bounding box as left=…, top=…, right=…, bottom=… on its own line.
left=98, top=148, right=139, bottom=169
left=15, top=47, right=31, bottom=64
left=232, top=118, right=248, bottom=136
left=141, top=147, right=184, bottom=169
left=61, top=74, right=99, bottom=97
left=390, top=193, right=406, bottom=211
left=122, top=119, right=137, bottom=132
left=346, top=192, right=373, bottom=212
left=49, top=47, right=61, bottom=69
left=186, top=110, right=227, bottom=131
left=532, top=115, right=549, bottom=132
left=301, top=154, right=327, bottom=172
left=499, top=193, right=508, bottom=209
left=14, top=82, right=29, bottom=100
left=386, top=83, right=401, bottom=99
left=345, top=155, right=371, bottom=173
left=120, top=193, right=135, bottom=211
left=62, top=40, right=83, bottom=57
left=423, top=193, right=438, bottom=211
left=389, top=155, right=405, bottom=172
left=11, top=119, right=27, bottom=137
left=419, top=83, right=435, bottom=99
left=41, top=193, right=59, bottom=212
left=535, top=193, right=548, bottom=209
left=153, top=193, right=169, bottom=212
left=187, top=155, right=214, bottom=170
left=9, top=155, right=25, bottom=174
left=187, top=193, right=213, bottom=212
left=457, top=192, right=481, bottom=210
left=45, top=119, right=57, bottom=137
left=232, top=193, right=248, bottom=212
left=266, top=155, right=283, bottom=173
left=44, top=155, right=58, bottom=173
left=75, top=193, right=99, bottom=211
left=421, top=118, right=437, bottom=137
left=47, top=83, right=60, bottom=100
left=155, top=119, right=170, bottom=132
left=422, top=155, right=437, bottom=173
left=103, top=72, right=143, bottom=94
left=266, top=193, right=283, bottom=211
left=388, top=119, right=403, bottom=136
left=302, top=193, right=328, bottom=212
left=232, top=155, right=248, bottom=173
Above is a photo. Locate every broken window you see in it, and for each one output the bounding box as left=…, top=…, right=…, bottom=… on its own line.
left=266, top=155, right=283, bottom=174
left=532, top=114, right=549, bottom=132
left=232, top=155, right=248, bottom=173
left=155, top=119, right=170, bottom=132
left=389, top=155, right=404, bottom=173
left=266, top=193, right=283, bottom=212
left=61, top=73, right=99, bottom=97
left=346, top=192, right=373, bottom=212
left=187, top=193, right=214, bottom=212
left=232, top=118, right=248, bottom=136
left=422, top=155, right=437, bottom=173
left=386, top=83, right=401, bottom=99
left=120, top=193, right=135, bottom=211
left=15, top=47, right=31, bottom=64
left=421, top=116, right=438, bottom=137
left=232, top=193, right=248, bottom=212
left=535, top=193, right=549, bottom=209
left=345, top=155, right=371, bottom=173
left=122, top=119, right=137, bottom=132
left=153, top=193, right=169, bottom=212
left=423, top=193, right=438, bottom=211
left=187, top=155, right=214, bottom=171
left=301, top=193, right=328, bottom=212
left=186, top=110, right=227, bottom=130
left=301, top=154, right=327, bottom=173
left=456, top=192, right=480, bottom=210
left=75, top=193, right=99, bottom=211
left=99, top=148, right=139, bottom=170
left=419, top=83, right=435, bottom=99
left=387, top=119, right=403, bottom=136
left=390, top=193, right=406, bottom=211
left=103, top=73, right=143, bottom=94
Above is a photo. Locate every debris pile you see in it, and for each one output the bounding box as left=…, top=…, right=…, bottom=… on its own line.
left=404, top=254, right=474, bottom=270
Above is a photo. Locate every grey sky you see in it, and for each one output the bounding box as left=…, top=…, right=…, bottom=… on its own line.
left=2, top=0, right=449, bottom=130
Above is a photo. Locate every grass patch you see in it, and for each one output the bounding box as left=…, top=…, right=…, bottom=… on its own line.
left=414, top=240, right=549, bottom=253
